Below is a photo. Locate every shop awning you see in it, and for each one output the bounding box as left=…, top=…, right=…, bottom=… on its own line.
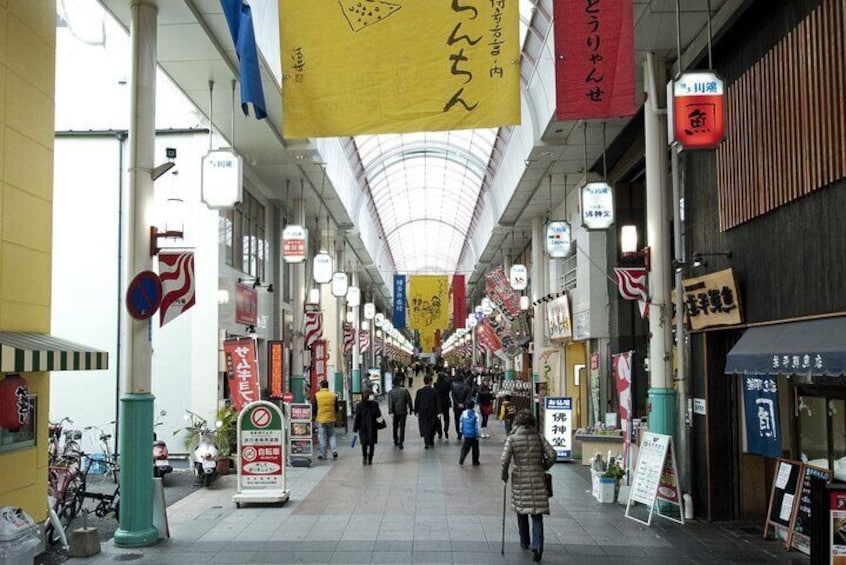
left=725, top=317, right=846, bottom=377
left=0, top=333, right=108, bottom=373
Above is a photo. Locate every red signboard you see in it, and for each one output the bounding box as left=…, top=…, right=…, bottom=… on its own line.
left=554, top=0, right=635, bottom=121
left=453, top=274, right=466, bottom=329
left=310, top=339, right=327, bottom=398
left=268, top=341, right=285, bottom=398
left=672, top=71, right=726, bottom=149
left=224, top=338, right=261, bottom=411
left=235, top=283, right=258, bottom=325
left=485, top=266, right=521, bottom=321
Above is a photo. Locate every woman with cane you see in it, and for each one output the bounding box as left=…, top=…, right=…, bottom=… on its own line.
left=500, top=410, right=557, bottom=562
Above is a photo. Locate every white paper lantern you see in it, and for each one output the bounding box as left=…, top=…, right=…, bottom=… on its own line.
left=331, top=272, right=349, bottom=297
left=346, top=286, right=361, bottom=307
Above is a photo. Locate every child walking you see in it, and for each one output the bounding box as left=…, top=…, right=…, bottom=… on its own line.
left=458, top=400, right=481, bottom=466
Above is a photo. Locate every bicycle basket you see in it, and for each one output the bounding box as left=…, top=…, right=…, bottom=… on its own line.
left=83, top=453, right=108, bottom=475
left=64, top=429, right=82, bottom=441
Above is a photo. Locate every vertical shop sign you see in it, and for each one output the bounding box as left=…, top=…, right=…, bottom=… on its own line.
left=224, top=338, right=260, bottom=412
left=393, top=274, right=407, bottom=329
left=612, top=351, right=634, bottom=445
left=311, top=340, right=327, bottom=396
left=590, top=352, right=601, bottom=425
left=268, top=340, right=285, bottom=398
left=830, top=490, right=846, bottom=562
left=282, top=225, right=307, bottom=263
left=288, top=403, right=313, bottom=460
left=742, top=374, right=781, bottom=458
left=452, top=274, right=466, bottom=329
left=553, top=0, right=635, bottom=120
left=485, top=266, right=521, bottom=321
left=671, top=71, right=726, bottom=149
left=544, top=397, right=573, bottom=461
left=235, top=283, right=258, bottom=326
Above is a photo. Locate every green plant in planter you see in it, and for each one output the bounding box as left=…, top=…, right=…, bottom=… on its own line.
left=214, top=404, right=238, bottom=458
left=602, top=457, right=626, bottom=482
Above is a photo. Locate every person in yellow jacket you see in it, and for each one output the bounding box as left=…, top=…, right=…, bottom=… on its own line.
left=312, top=380, right=339, bottom=460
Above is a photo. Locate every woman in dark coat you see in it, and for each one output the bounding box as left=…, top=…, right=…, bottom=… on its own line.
left=353, top=390, right=382, bottom=465
left=501, top=410, right=557, bottom=562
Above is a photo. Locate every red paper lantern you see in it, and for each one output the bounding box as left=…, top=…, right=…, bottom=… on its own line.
left=0, top=374, right=31, bottom=432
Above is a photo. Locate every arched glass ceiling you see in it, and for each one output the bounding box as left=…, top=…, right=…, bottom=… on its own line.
left=353, top=0, right=539, bottom=276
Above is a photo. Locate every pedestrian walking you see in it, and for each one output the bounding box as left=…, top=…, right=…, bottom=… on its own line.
left=500, top=410, right=557, bottom=562
left=353, top=390, right=383, bottom=465
left=477, top=383, right=494, bottom=438
left=458, top=400, right=481, bottom=466
left=414, top=374, right=439, bottom=448
left=312, top=380, right=339, bottom=460
left=451, top=375, right=471, bottom=439
left=498, top=394, right=516, bottom=436
left=434, top=372, right=452, bottom=439
left=388, top=376, right=413, bottom=449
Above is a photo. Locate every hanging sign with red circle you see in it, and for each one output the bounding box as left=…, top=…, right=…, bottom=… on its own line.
left=671, top=71, right=726, bottom=150
left=126, top=270, right=163, bottom=321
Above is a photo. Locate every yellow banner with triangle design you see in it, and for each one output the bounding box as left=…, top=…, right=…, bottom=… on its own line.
left=279, top=0, right=520, bottom=138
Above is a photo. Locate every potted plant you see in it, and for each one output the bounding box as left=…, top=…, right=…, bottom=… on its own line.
left=601, top=457, right=626, bottom=503
left=213, top=404, right=238, bottom=474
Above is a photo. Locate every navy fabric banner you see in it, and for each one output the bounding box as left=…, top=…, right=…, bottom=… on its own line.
left=393, top=275, right=406, bottom=329
left=742, top=375, right=782, bottom=458
left=220, top=0, right=267, bottom=119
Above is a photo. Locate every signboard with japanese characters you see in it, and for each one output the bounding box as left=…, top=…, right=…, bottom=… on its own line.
left=233, top=401, right=289, bottom=506
left=681, top=268, right=742, bottom=330
left=789, top=464, right=831, bottom=554
left=310, top=340, right=327, bottom=399
left=282, top=225, right=308, bottom=263
left=546, top=221, right=572, bottom=258
left=543, top=397, right=573, bottom=461
left=829, top=490, right=846, bottom=563
left=223, top=338, right=260, bottom=412
left=393, top=274, right=407, bottom=329
left=485, top=266, right=522, bottom=321
left=626, top=432, right=684, bottom=526
left=580, top=182, right=615, bottom=230
left=671, top=71, right=726, bottom=150
left=235, top=283, right=258, bottom=326
left=742, top=375, right=782, bottom=458
left=288, top=403, right=313, bottom=461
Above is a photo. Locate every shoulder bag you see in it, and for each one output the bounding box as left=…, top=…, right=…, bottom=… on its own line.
left=540, top=433, right=553, bottom=497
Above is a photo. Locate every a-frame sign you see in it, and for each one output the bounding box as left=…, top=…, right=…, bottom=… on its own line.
left=625, top=432, right=685, bottom=526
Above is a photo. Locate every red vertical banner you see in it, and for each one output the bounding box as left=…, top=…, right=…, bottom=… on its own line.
left=311, top=340, right=327, bottom=398
left=268, top=341, right=284, bottom=398
left=224, top=338, right=261, bottom=411
left=235, top=283, right=258, bottom=326
left=453, top=274, right=466, bottom=329
left=554, top=0, right=635, bottom=120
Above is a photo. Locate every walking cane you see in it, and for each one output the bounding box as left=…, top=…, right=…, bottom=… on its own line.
left=500, top=481, right=507, bottom=555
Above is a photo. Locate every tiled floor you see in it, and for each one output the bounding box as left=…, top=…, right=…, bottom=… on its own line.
left=73, top=404, right=808, bottom=564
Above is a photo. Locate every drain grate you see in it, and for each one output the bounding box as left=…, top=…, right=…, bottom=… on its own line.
left=113, top=553, right=144, bottom=561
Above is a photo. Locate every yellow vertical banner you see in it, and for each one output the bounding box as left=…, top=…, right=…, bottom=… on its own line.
left=279, top=0, right=520, bottom=138
left=408, top=275, right=449, bottom=352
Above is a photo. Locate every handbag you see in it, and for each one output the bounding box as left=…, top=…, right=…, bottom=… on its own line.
left=540, top=433, right=554, bottom=497
left=544, top=472, right=554, bottom=497
left=376, top=416, right=387, bottom=430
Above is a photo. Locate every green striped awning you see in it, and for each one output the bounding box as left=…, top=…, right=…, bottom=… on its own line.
left=0, top=333, right=108, bottom=373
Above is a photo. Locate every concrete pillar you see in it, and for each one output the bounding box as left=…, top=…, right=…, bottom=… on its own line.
left=644, top=53, right=676, bottom=435
left=503, top=256, right=515, bottom=381
left=115, top=0, right=158, bottom=548
left=334, top=240, right=345, bottom=398
left=531, top=217, right=546, bottom=419
left=351, top=271, right=361, bottom=394
left=291, top=198, right=306, bottom=402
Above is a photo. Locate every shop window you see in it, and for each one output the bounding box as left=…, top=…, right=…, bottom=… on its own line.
left=221, top=191, right=267, bottom=280
left=0, top=395, right=37, bottom=453
left=796, top=388, right=846, bottom=481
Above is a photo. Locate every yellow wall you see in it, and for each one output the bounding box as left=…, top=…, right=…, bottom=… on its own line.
left=0, top=0, right=56, bottom=521
left=564, top=343, right=587, bottom=429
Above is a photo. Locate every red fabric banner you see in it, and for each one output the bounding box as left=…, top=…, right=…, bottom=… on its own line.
left=453, top=275, right=466, bottom=329
left=554, top=0, right=635, bottom=120
left=485, top=266, right=521, bottom=321
left=612, top=350, right=633, bottom=444
left=224, top=338, right=260, bottom=411
left=311, top=340, right=327, bottom=398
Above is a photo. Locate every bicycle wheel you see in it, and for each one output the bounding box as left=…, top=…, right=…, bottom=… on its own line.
left=47, top=503, right=75, bottom=546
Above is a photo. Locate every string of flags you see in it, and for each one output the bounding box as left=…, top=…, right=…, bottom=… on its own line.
left=531, top=291, right=567, bottom=308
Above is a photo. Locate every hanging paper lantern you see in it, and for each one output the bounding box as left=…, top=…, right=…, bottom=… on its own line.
left=0, top=374, right=31, bottom=432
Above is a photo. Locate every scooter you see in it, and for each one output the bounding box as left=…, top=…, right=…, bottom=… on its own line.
left=153, top=410, right=173, bottom=483
left=182, top=410, right=220, bottom=487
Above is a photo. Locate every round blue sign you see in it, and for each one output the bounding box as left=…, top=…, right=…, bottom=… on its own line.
left=126, top=270, right=162, bottom=321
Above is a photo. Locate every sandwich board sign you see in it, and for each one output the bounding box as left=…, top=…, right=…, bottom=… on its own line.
left=625, top=432, right=684, bottom=526
left=233, top=401, right=290, bottom=507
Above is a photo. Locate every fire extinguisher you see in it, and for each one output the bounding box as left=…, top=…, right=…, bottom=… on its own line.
left=0, top=374, right=31, bottom=432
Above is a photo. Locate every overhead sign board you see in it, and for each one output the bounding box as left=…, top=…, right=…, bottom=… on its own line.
left=671, top=71, right=726, bottom=150
left=201, top=148, right=243, bottom=209
left=509, top=264, right=528, bottom=291
left=282, top=225, right=308, bottom=263
left=546, top=221, right=572, bottom=258
left=581, top=182, right=615, bottom=230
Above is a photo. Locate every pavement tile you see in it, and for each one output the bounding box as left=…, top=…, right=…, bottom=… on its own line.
left=371, top=551, right=413, bottom=564
left=411, top=551, right=454, bottom=564
left=331, top=550, right=373, bottom=563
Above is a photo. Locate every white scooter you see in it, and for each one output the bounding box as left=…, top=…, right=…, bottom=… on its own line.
left=181, top=410, right=221, bottom=487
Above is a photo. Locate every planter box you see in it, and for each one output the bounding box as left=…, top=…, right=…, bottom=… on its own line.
left=597, top=477, right=617, bottom=503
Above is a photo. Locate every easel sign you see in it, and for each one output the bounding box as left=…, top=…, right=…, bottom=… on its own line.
left=625, top=432, right=685, bottom=526
left=763, top=458, right=802, bottom=544
left=787, top=463, right=831, bottom=554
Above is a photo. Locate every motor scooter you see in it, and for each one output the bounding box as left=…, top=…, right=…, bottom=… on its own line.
left=182, top=410, right=220, bottom=487
left=153, top=410, right=173, bottom=482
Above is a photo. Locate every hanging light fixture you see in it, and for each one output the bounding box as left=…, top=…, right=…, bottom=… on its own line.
left=313, top=252, right=333, bottom=284
left=346, top=286, right=361, bottom=307
left=331, top=272, right=349, bottom=297
left=364, top=302, right=375, bottom=320
left=308, top=288, right=320, bottom=305
left=520, top=295, right=530, bottom=310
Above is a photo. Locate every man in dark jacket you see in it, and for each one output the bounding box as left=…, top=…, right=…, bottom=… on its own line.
left=414, top=375, right=439, bottom=449
left=434, top=372, right=452, bottom=439
left=451, top=376, right=471, bottom=440
left=388, top=376, right=413, bottom=449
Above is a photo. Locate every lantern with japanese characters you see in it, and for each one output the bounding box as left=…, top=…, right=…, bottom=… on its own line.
left=671, top=71, right=726, bottom=149
left=0, top=374, right=31, bottom=432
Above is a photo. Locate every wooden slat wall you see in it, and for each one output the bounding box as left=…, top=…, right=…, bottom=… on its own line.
left=717, top=0, right=846, bottom=231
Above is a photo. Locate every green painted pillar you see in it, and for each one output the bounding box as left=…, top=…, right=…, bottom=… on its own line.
left=504, top=369, right=515, bottom=381
left=114, top=393, right=158, bottom=548
left=292, top=375, right=305, bottom=403
left=351, top=368, right=361, bottom=394
left=648, top=387, right=677, bottom=436
left=334, top=370, right=344, bottom=399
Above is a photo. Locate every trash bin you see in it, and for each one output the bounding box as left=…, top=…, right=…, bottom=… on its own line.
left=0, top=507, right=39, bottom=565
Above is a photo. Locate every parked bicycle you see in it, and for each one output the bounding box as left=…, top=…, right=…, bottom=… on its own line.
left=48, top=417, right=81, bottom=466
left=83, top=421, right=119, bottom=483
left=45, top=451, right=84, bottom=546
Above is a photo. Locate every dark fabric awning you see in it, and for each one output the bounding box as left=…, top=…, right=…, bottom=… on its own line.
left=0, top=333, right=108, bottom=373
left=725, top=316, right=846, bottom=377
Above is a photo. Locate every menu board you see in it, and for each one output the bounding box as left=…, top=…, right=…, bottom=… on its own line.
left=788, top=463, right=831, bottom=553
left=629, top=432, right=671, bottom=506
left=763, top=459, right=802, bottom=540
